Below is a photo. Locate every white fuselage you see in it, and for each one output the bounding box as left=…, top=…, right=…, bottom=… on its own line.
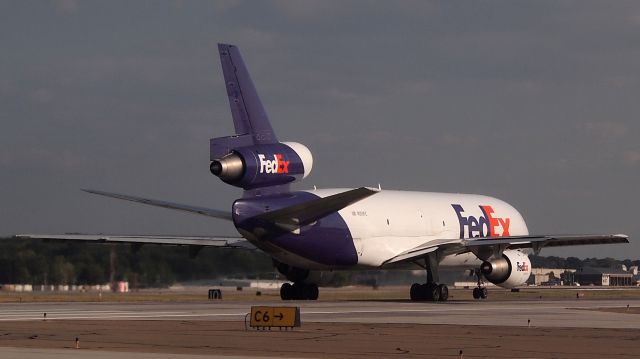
left=308, top=189, right=529, bottom=268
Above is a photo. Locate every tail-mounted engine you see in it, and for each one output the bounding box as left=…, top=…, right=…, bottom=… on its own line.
left=210, top=44, right=313, bottom=190
left=209, top=137, right=312, bottom=190
left=479, top=249, right=531, bottom=289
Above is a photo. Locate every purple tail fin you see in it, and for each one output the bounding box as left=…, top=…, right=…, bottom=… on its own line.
left=210, top=44, right=313, bottom=196
left=218, top=43, right=277, bottom=145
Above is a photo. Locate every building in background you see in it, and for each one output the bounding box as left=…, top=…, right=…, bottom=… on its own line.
left=528, top=268, right=577, bottom=286
left=574, top=267, right=634, bottom=286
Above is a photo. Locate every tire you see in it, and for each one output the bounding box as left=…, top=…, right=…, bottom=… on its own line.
left=280, top=283, right=293, bottom=300
left=438, top=284, right=449, bottom=301
left=292, top=283, right=305, bottom=300
left=420, top=284, right=432, bottom=301
left=472, top=287, right=480, bottom=299
left=430, top=284, right=441, bottom=302
left=422, top=283, right=439, bottom=301
left=307, top=283, right=319, bottom=300
left=410, top=283, right=421, bottom=301
left=480, top=287, right=488, bottom=299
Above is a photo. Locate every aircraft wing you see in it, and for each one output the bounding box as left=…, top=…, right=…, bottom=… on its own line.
left=15, top=234, right=254, bottom=248
left=461, top=234, right=629, bottom=249
left=383, top=234, right=629, bottom=265
left=83, top=189, right=232, bottom=221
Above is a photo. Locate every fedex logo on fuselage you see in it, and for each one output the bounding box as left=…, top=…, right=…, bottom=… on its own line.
left=258, top=153, right=289, bottom=174
left=452, top=204, right=511, bottom=239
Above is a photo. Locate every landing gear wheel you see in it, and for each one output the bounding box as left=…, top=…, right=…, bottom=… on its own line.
left=471, top=267, right=488, bottom=300
left=422, top=283, right=440, bottom=301
left=306, top=283, right=319, bottom=300
left=472, top=287, right=488, bottom=300
left=280, top=282, right=294, bottom=300
left=410, top=283, right=421, bottom=301
left=409, top=253, right=448, bottom=302
left=420, top=284, right=431, bottom=300
left=292, top=283, right=305, bottom=299
left=431, top=284, right=441, bottom=301
left=410, top=283, right=449, bottom=302
left=280, top=282, right=319, bottom=300
left=438, top=284, right=449, bottom=301
left=480, top=287, right=488, bottom=299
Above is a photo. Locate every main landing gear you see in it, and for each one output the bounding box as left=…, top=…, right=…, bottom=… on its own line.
left=280, top=282, right=319, bottom=300
left=410, top=254, right=449, bottom=302
left=274, top=260, right=320, bottom=300
left=410, top=282, right=449, bottom=301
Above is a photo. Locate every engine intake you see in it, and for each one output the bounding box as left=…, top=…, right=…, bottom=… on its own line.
left=210, top=153, right=244, bottom=182
left=480, top=250, right=531, bottom=289
left=480, top=257, right=511, bottom=283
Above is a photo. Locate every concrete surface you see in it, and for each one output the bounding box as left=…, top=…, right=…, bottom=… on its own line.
left=0, top=299, right=638, bottom=358
left=0, top=299, right=639, bottom=328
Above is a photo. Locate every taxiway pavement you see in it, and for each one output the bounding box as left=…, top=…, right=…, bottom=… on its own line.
left=0, top=299, right=638, bottom=328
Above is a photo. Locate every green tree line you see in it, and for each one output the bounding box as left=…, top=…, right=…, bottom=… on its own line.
left=0, top=238, right=273, bottom=288
left=1, top=238, right=637, bottom=288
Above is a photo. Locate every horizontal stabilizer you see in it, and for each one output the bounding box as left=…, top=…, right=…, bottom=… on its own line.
left=83, top=189, right=232, bottom=221
left=253, top=187, right=378, bottom=233
left=16, top=234, right=253, bottom=248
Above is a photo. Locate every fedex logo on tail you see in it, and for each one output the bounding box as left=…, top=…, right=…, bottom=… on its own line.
left=452, top=204, right=511, bottom=239
left=259, top=153, right=290, bottom=174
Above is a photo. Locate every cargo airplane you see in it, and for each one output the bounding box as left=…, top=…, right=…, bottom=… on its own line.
left=19, top=44, right=629, bottom=301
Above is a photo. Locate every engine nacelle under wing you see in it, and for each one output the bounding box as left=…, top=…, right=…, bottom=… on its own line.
left=480, top=249, right=531, bottom=289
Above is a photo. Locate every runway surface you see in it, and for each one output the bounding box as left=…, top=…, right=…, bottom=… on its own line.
left=0, top=298, right=639, bottom=328
left=0, top=299, right=639, bottom=358
left=0, top=347, right=282, bottom=359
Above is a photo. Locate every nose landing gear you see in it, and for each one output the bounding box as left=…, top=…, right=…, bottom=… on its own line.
left=471, top=268, right=488, bottom=300
left=472, top=286, right=488, bottom=299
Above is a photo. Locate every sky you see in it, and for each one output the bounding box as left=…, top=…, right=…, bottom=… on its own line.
left=1, top=1, right=639, bottom=259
